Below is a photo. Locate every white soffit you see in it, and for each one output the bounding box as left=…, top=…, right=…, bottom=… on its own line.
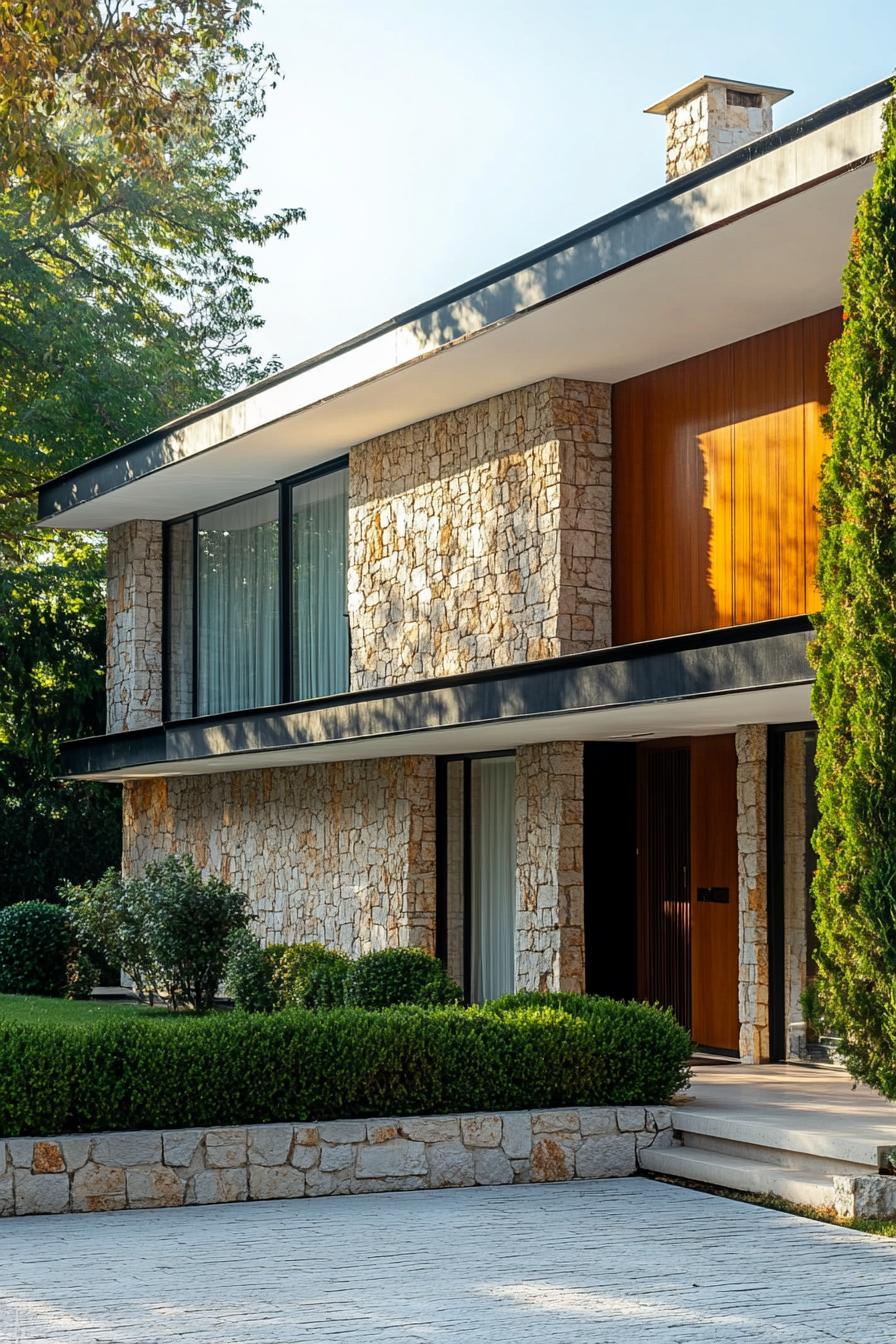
left=49, top=166, right=872, bottom=530
left=75, top=682, right=812, bottom=781
left=41, top=86, right=884, bottom=530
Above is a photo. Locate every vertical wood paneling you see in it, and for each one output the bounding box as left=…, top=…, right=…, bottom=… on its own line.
left=803, top=308, right=842, bottom=614
left=637, top=744, right=691, bottom=1032
left=732, top=323, right=806, bottom=625
left=690, top=735, right=739, bottom=1052
left=612, top=309, right=841, bottom=643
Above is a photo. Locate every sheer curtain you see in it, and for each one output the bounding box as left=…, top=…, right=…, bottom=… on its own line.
left=470, top=756, right=516, bottom=1002
left=292, top=467, right=348, bottom=700
left=197, top=491, right=280, bottom=715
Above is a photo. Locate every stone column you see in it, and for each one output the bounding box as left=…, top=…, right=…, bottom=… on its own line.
left=106, top=521, right=164, bottom=734
left=736, top=724, right=769, bottom=1062
left=515, top=742, right=585, bottom=993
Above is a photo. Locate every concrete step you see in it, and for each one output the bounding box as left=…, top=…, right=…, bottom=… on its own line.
left=670, top=1106, right=890, bottom=1172
left=639, top=1143, right=836, bottom=1208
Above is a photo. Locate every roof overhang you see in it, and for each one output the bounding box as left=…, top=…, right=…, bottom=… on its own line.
left=37, top=78, right=889, bottom=531
left=60, top=619, right=814, bottom=781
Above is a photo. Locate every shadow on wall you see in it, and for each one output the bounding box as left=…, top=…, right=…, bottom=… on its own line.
left=612, top=308, right=839, bottom=645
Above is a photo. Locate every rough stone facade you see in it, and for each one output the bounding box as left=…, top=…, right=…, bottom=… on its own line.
left=122, top=757, right=437, bottom=955
left=106, top=520, right=163, bottom=733
left=348, top=377, right=611, bottom=688
left=515, top=742, right=585, bottom=993
left=1, top=1106, right=672, bottom=1217
left=736, top=724, right=770, bottom=1063
left=659, top=80, right=775, bottom=181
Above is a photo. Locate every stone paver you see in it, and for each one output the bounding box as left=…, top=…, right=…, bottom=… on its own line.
left=1, top=1179, right=894, bottom=1343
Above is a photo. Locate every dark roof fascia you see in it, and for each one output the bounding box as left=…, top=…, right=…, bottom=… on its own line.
left=37, top=77, right=891, bottom=522
left=60, top=617, right=814, bottom=779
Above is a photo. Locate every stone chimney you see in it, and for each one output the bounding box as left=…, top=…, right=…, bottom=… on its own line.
left=645, top=76, right=792, bottom=181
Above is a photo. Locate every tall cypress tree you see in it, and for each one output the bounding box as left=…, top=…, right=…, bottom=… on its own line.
left=811, top=90, right=896, bottom=1096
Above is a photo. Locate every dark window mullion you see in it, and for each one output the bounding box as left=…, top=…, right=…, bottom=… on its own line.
left=463, top=757, right=472, bottom=1005
left=279, top=480, right=293, bottom=705
left=191, top=514, right=199, bottom=718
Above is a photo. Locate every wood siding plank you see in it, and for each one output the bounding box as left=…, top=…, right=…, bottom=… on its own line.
left=612, top=309, right=840, bottom=643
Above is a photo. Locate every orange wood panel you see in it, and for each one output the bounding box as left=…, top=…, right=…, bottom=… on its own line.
left=612, top=310, right=839, bottom=643
left=689, top=734, right=739, bottom=1052
left=803, top=308, right=842, bottom=614
left=732, top=322, right=806, bottom=624
left=612, top=348, right=733, bottom=644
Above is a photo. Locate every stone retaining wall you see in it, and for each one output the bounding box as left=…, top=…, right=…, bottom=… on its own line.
left=1, top=1106, right=672, bottom=1217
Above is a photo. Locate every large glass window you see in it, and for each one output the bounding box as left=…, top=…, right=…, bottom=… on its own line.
left=439, top=754, right=516, bottom=1003
left=291, top=466, right=349, bottom=700
left=163, top=461, right=349, bottom=720
left=197, top=491, right=280, bottom=716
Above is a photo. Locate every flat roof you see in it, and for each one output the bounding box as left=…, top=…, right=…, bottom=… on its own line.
left=37, top=77, right=890, bottom=530
left=58, top=618, right=813, bottom=781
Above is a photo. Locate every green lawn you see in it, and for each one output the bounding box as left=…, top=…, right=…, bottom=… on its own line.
left=0, top=994, right=171, bottom=1026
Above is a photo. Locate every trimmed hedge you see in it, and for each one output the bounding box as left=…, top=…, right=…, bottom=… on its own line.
left=0, top=998, right=691, bottom=1137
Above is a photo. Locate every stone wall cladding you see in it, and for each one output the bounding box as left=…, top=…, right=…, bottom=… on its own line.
left=2, top=1107, right=672, bottom=1217
left=736, top=725, right=770, bottom=1063
left=348, top=377, right=611, bottom=688
left=122, top=757, right=437, bottom=954
left=515, top=742, right=585, bottom=994
left=106, top=520, right=163, bottom=733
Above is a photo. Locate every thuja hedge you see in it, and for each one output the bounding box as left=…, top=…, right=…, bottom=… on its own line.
left=811, top=87, right=896, bottom=1096
left=0, top=996, right=690, bottom=1137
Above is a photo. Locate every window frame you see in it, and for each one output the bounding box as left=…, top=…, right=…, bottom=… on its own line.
left=435, top=749, right=517, bottom=1004
left=161, top=455, right=349, bottom=722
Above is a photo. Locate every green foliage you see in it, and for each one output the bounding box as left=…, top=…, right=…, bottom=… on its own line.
left=223, top=929, right=279, bottom=1014
left=267, top=942, right=351, bottom=1009
left=0, top=548, right=120, bottom=908
left=62, top=867, right=159, bottom=1003
left=484, top=992, right=693, bottom=1103
left=66, top=856, right=248, bottom=1010
left=0, top=902, right=72, bottom=997
left=0, top=4, right=300, bottom=901
left=344, top=948, right=463, bottom=1009
left=0, top=997, right=692, bottom=1137
left=140, top=855, right=249, bottom=1012
left=810, top=89, right=896, bottom=1096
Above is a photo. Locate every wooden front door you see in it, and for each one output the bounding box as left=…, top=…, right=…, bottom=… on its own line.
left=637, top=745, right=692, bottom=1032
left=635, top=736, right=740, bottom=1052
left=690, top=736, right=740, bottom=1051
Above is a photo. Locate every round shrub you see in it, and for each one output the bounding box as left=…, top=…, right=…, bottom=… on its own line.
left=0, top=901, right=72, bottom=997
left=344, top=947, right=462, bottom=1008
left=223, top=930, right=278, bottom=1013
left=268, top=942, right=350, bottom=1009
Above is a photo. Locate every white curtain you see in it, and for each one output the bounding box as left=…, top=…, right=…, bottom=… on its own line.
left=470, top=757, right=516, bottom=1002
left=197, top=491, right=280, bottom=716
left=292, top=468, right=348, bottom=700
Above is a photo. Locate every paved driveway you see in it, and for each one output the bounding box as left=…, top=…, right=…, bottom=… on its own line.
left=1, top=1178, right=892, bottom=1342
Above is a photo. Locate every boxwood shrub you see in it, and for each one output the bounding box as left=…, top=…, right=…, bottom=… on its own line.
left=0, top=997, right=691, bottom=1137
left=0, top=902, right=72, bottom=997
left=343, top=948, right=462, bottom=1008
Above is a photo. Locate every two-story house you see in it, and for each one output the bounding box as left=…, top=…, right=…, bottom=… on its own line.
left=38, top=74, right=890, bottom=1063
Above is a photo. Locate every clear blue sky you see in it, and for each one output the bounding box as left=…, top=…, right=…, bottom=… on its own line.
left=243, top=0, right=894, bottom=369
